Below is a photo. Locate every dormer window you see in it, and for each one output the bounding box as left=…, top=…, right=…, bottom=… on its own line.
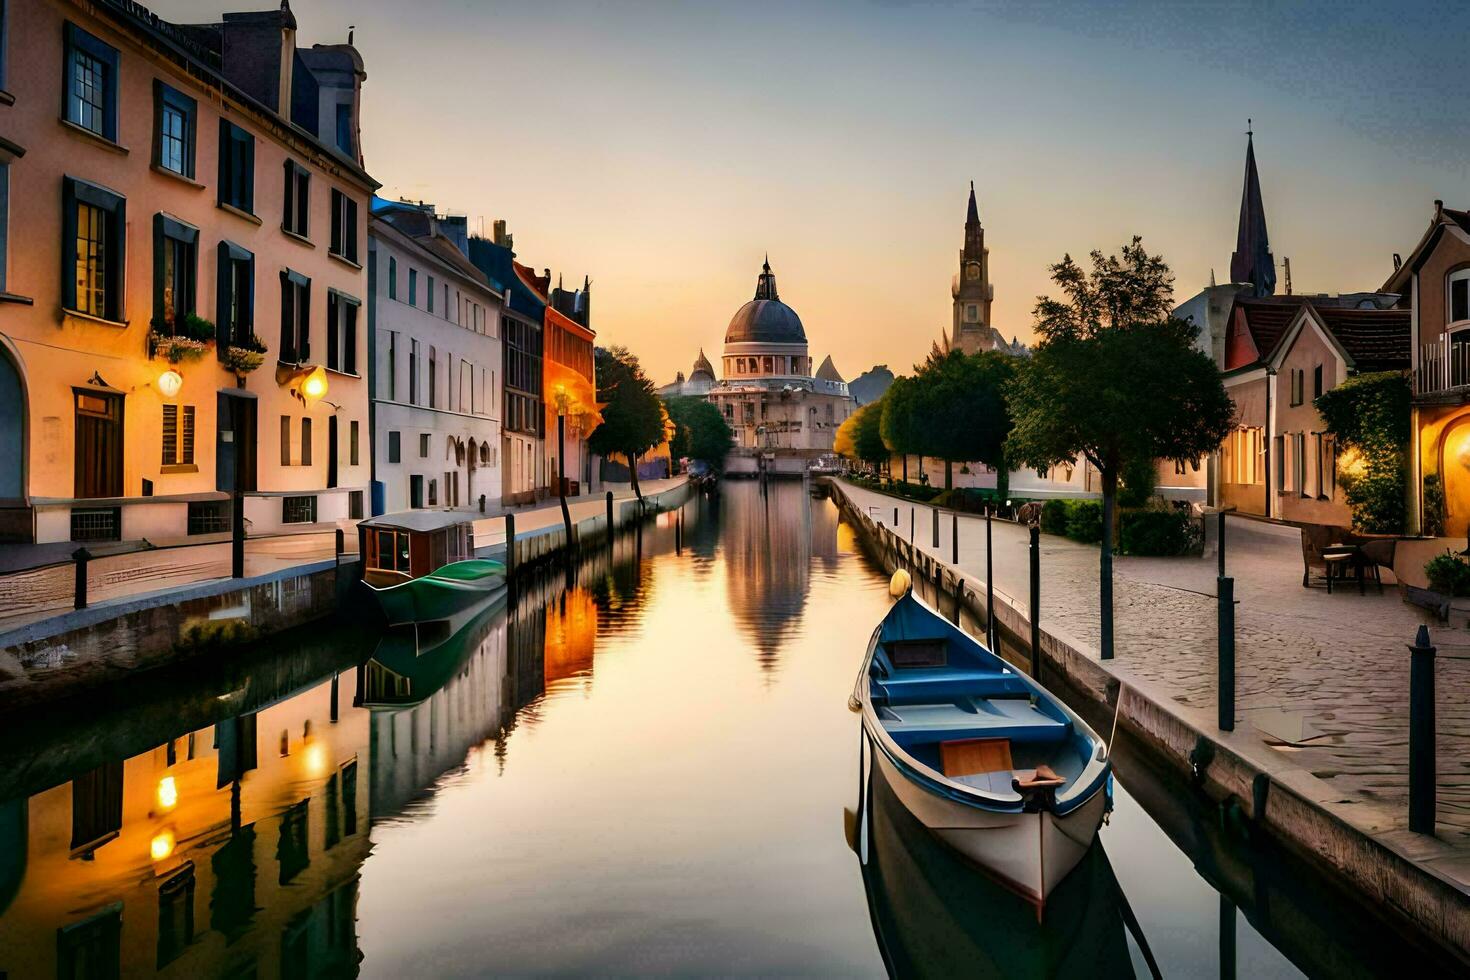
left=1450, top=269, right=1470, bottom=326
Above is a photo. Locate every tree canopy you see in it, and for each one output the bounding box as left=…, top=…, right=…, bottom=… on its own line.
left=835, top=398, right=889, bottom=470
left=589, top=345, right=667, bottom=496
left=879, top=349, right=1014, bottom=489
left=665, top=395, right=734, bottom=470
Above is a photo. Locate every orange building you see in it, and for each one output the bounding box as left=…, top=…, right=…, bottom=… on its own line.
left=0, top=0, right=376, bottom=546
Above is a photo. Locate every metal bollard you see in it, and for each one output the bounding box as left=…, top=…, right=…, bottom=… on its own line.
left=335, top=527, right=344, bottom=562
left=505, top=513, right=517, bottom=576
left=1029, top=525, right=1041, bottom=685
left=894, top=506, right=899, bottom=526
left=1218, top=510, right=1227, bottom=578
left=932, top=508, right=939, bottom=549
left=952, top=513, right=959, bottom=565
left=606, top=491, right=615, bottom=540
left=72, top=546, right=91, bottom=610
left=1408, top=625, right=1437, bottom=834
left=910, top=507, right=915, bottom=544
left=1218, top=576, right=1235, bottom=732
left=985, top=512, right=995, bottom=650
left=231, top=492, right=245, bottom=578
left=480, top=493, right=487, bottom=514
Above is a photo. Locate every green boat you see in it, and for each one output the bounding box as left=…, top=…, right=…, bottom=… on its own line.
left=358, top=510, right=506, bottom=626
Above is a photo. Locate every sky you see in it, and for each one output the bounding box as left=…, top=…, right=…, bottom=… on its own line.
left=157, top=0, right=1470, bottom=385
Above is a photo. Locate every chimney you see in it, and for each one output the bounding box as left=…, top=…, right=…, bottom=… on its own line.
left=1393, top=253, right=1403, bottom=272
left=1436, top=199, right=1445, bottom=220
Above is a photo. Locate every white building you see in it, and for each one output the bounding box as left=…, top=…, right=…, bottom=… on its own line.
left=369, top=204, right=503, bottom=514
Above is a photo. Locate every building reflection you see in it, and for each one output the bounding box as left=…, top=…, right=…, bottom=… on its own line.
left=719, top=480, right=813, bottom=672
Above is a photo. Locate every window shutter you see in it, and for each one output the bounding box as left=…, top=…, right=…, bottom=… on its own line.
left=216, top=242, right=232, bottom=355
left=326, top=291, right=338, bottom=370
left=344, top=302, right=357, bottom=375
left=182, top=406, right=195, bottom=464
left=279, top=271, right=295, bottom=362
left=346, top=199, right=358, bottom=261
left=299, top=279, right=311, bottom=362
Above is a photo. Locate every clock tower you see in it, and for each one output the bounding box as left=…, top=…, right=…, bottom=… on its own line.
left=951, top=181, right=997, bottom=354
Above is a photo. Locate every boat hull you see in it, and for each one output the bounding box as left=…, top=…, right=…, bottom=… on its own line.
left=366, top=570, right=505, bottom=626
left=871, top=734, right=1107, bottom=908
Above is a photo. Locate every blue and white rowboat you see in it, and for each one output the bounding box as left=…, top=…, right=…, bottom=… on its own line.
left=851, top=578, right=1112, bottom=910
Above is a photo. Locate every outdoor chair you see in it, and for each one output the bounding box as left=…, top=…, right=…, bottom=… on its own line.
left=1353, top=536, right=1397, bottom=594
left=1300, top=523, right=1352, bottom=591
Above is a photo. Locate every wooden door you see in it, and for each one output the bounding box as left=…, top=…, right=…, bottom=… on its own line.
left=74, top=391, right=122, bottom=498
left=327, top=415, right=338, bottom=489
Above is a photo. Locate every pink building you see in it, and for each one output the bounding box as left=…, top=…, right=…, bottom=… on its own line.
left=0, top=0, right=376, bottom=546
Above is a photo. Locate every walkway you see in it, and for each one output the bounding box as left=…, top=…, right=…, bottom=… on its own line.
left=839, top=481, right=1470, bottom=865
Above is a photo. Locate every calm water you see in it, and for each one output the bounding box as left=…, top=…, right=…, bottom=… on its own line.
left=0, top=482, right=1442, bottom=978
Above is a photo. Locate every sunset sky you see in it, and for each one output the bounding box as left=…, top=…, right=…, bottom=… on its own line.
left=158, top=0, right=1469, bottom=385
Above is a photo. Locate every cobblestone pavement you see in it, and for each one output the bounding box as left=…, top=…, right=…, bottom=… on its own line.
left=841, top=482, right=1470, bottom=847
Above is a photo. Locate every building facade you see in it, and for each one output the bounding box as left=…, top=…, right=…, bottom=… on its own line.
left=1386, top=201, right=1470, bottom=536
left=543, top=278, right=597, bottom=495
left=368, top=202, right=503, bottom=514
left=707, top=259, right=854, bottom=452
left=0, top=0, right=375, bottom=544
left=950, top=183, right=1025, bottom=356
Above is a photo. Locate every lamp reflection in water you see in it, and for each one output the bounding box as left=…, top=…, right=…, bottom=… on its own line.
left=150, top=829, right=175, bottom=862
left=156, top=775, right=178, bottom=811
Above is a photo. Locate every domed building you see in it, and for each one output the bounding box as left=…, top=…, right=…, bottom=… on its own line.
left=707, top=258, right=854, bottom=451
left=657, top=348, right=718, bottom=398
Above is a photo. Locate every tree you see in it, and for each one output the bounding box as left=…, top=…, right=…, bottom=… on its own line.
left=1315, top=371, right=1410, bottom=532
left=835, top=398, right=890, bottom=474
left=588, top=346, right=666, bottom=500
left=923, top=349, right=1015, bottom=491
left=665, top=395, right=734, bottom=471
left=881, top=375, right=922, bottom=483
left=1006, top=237, right=1235, bottom=659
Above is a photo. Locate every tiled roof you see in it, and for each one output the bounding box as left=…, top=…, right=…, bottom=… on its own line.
left=1235, top=297, right=1308, bottom=360
left=1314, top=307, right=1410, bottom=371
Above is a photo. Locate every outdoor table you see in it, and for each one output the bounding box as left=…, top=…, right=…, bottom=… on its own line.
left=1323, top=543, right=1367, bottom=595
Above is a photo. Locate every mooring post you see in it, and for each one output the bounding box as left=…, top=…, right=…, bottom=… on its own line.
left=334, top=527, right=345, bottom=586
left=676, top=509, right=683, bottom=556
left=932, top=507, right=939, bottom=549
left=1220, top=894, right=1237, bottom=980
left=231, top=491, right=245, bottom=578
left=909, top=507, right=914, bottom=544
left=1218, top=576, right=1235, bottom=732
left=952, top=512, right=959, bottom=564
left=986, top=512, right=995, bottom=650
left=1218, top=510, right=1227, bottom=578
left=1408, top=624, right=1437, bottom=834
left=1029, top=525, right=1041, bottom=684
left=953, top=578, right=964, bottom=626
left=606, top=491, right=615, bottom=541
left=894, top=505, right=899, bottom=526
left=72, top=546, right=91, bottom=610
left=505, top=513, right=517, bottom=577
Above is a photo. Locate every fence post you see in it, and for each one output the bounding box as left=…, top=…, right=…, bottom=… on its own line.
left=72, top=547, right=91, bottom=610
left=1408, top=625, right=1437, bottom=834
left=986, top=512, right=995, bottom=650
left=505, top=513, right=517, bottom=576
left=1029, top=525, right=1041, bottom=684
left=231, top=491, right=245, bottom=579
left=1218, top=511, right=1227, bottom=578
left=952, top=513, right=959, bottom=565
left=894, top=506, right=899, bottom=526
left=932, top=508, right=939, bottom=549
left=334, top=528, right=344, bottom=586
left=1218, top=576, right=1235, bottom=732
left=606, top=490, right=615, bottom=541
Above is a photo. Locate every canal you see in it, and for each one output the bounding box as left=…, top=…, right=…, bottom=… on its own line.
left=0, top=481, right=1446, bottom=977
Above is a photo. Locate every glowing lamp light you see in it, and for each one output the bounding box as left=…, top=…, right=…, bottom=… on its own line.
left=157, top=369, right=183, bottom=399
left=303, top=741, right=328, bottom=778
left=299, top=366, right=329, bottom=407
left=150, top=830, right=175, bottom=861
left=156, top=775, right=178, bottom=811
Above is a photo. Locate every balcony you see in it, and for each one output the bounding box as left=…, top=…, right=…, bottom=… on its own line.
left=1414, top=339, right=1470, bottom=398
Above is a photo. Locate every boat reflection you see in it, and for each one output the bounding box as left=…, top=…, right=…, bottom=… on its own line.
left=855, top=757, right=1138, bottom=979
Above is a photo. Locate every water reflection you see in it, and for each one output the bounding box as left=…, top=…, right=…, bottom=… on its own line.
left=720, top=480, right=821, bottom=673
left=855, top=761, right=1136, bottom=979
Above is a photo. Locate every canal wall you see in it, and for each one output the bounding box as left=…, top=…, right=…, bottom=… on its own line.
left=0, top=481, right=697, bottom=714
left=828, top=480, right=1470, bottom=966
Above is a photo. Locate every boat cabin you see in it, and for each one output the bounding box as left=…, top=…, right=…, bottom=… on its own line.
left=359, top=511, right=476, bottom=588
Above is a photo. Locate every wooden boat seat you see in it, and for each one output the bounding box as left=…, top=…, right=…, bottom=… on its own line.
left=873, top=668, right=1030, bottom=703
left=883, top=698, right=1072, bottom=748
left=941, top=736, right=1012, bottom=777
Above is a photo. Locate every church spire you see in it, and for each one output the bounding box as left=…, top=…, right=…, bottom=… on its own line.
left=966, top=180, right=980, bottom=227
left=1230, top=122, right=1276, bottom=297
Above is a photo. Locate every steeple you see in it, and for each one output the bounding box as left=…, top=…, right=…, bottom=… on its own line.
left=1230, top=122, right=1276, bottom=297
left=754, top=255, right=780, bottom=301
left=966, top=180, right=980, bottom=227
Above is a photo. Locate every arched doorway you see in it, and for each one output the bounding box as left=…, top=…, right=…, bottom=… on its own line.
left=0, top=345, right=25, bottom=500
left=1438, top=415, right=1470, bottom=537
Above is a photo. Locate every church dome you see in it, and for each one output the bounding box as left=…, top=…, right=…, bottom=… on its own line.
left=691, top=348, right=716, bottom=380
left=725, top=258, right=807, bottom=345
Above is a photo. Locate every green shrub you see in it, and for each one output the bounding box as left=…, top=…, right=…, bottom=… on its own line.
left=1039, top=499, right=1070, bottom=535
left=1120, top=509, right=1197, bottom=556
left=1118, top=457, right=1158, bottom=509
left=1424, top=551, right=1470, bottom=596
left=1065, top=500, right=1103, bottom=543
left=1423, top=473, right=1447, bottom=538
left=1316, top=372, right=1410, bottom=533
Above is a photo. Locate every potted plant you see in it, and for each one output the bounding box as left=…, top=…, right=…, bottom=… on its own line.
left=149, top=313, right=217, bottom=364
left=223, top=333, right=269, bottom=383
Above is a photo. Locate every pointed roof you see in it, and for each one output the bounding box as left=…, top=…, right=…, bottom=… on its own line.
left=815, top=355, right=844, bottom=383
left=1230, top=126, right=1276, bottom=297
left=754, top=255, right=779, bottom=300
left=966, top=180, right=980, bottom=226
left=691, top=348, right=716, bottom=379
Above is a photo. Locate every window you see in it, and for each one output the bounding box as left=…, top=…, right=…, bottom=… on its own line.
left=326, top=290, right=359, bottom=374
left=387, top=331, right=397, bottom=400
left=1287, top=368, right=1304, bottom=407
left=409, top=340, right=420, bottom=404
left=187, top=500, right=229, bottom=534
left=58, top=906, right=122, bottom=980
left=348, top=489, right=364, bottom=520
left=1313, top=363, right=1323, bottom=400
left=427, top=275, right=435, bottom=313
left=282, top=161, right=309, bottom=237
left=388, top=256, right=397, bottom=299
left=387, top=430, right=400, bottom=463
left=967, top=304, right=978, bottom=321
left=428, top=478, right=437, bottom=506
left=419, top=433, right=430, bottom=458
left=409, top=268, right=418, bottom=306
left=64, top=24, right=119, bottom=140
left=154, top=82, right=196, bottom=178
left=1296, top=432, right=1307, bottom=497
left=1451, top=271, right=1470, bottom=325
left=157, top=866, right=196, bottom=969
left=63, top=177, right=125, bottom=321
left=330, top=189, right=358, bottom=263
left=301, top=417, right=312, bottom=466
left=1274, top=434, right=1286, bottom=491
left=409, top=475, right=425, bottom=509
left=335, top=102, right=353, bottom=155
left=280, top=415, right=291, bottom=466
left=153, top=214, right=197, bottom=332
left=218, top=121, right=254, bottom=214
left=279, top=270, right=310, bottom=363
left=216, top=242, right=254, bottom=349
left=282, top=495, right=316, bottom=524
left=161, top=404, right=195, bottom=466
left=428, top=346, right=437, bottom=407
